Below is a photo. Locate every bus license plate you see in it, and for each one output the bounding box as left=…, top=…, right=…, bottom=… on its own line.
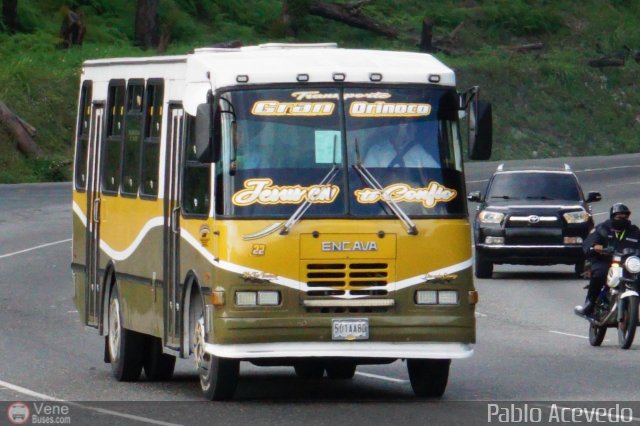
left=332, top=319, right=369, bottom=341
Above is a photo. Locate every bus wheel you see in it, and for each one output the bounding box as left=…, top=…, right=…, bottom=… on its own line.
left=192, top=296, right=239, bottom=400
left=294, top=361, right=325, bottom=379
left=407, top=359, right=450, bottom=398
left=144, top=336, right=176, bottom=381
left=107, top=286, right=144, bottom=381
left=325, top=361, right=356, bottom=379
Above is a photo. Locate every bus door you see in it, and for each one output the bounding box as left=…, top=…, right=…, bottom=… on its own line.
left=163, top=104, right=184, bottom=350
left=85, top=102, right=105, bottom=328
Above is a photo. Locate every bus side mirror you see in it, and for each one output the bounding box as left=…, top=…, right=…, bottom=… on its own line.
left=467, top=98, right=493, bottom=161
left=195, top=103, right=221, bottom=163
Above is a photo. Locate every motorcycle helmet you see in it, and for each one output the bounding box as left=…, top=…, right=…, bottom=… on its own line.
left=610, top=203, right=631, bottom=219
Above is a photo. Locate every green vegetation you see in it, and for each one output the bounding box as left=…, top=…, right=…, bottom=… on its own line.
left=1, top=0, right=640, bottom=182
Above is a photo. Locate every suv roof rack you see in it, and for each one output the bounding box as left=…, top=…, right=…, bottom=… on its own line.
left=495, top=163, right=572, bottom=172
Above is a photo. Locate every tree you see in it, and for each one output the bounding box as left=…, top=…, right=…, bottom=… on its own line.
left=2, top=0, right=19, bottom=32
left=135, top=0, right=160, bottom=49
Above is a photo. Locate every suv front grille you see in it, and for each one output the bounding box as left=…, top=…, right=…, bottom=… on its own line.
left=506, top=215, right=559, bottom=228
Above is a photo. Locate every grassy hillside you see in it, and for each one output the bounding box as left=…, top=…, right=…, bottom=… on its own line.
left=1, top=0, right=640, bottom=182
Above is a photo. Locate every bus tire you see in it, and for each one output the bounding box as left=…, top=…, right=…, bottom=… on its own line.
left=107, top=286, right=144, bottom=382
left=407, top=359, right=450, bottom=398
left=294, top=361, right=325, bottom=379
left=199, top=354, right=240, bottom=401
left=325, top=361, right=356, bottom=379
left=144, top=336, right=176, bottom=381
left=191, top=292, right=239, bottom=400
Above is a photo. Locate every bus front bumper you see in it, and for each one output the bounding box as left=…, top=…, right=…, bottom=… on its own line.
left=204, top=342, right=473, bottom=359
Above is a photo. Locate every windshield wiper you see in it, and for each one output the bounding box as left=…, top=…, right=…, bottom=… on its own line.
left=490, top=195, right=512, bottom=199
left=279, top=136, right=341, bottom=236
left=352, top=139, right=418, bottom=236
left=279, top=164, right=339, bottom=235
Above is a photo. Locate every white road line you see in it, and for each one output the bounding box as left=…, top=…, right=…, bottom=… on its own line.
left=475, top=311, right=488, bottom=317
left=606, top=181, right=640, bottom=187
left=467, top=179, right=488, bottom=183
left=593, top=212, right=607, bottom=216
left=355, top=371, right=409, bottom=384
left=549, top=330, right=588, bottom=339
left=577, top=165, right=640, bottom=172
left=0, top=239, right=71, bottom=259
left=0, top=379, right=183, bottom=426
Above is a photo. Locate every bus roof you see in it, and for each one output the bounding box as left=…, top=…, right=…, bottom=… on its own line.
left=82, top=43, right=456, bottom=88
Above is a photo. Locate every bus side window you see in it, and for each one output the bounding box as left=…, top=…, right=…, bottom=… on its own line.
left=74, top=81, right=92, bottom=191
left=182, top=115, right=211, bottom=216
left=121, top=80, right=144, bottom=197
left=140, top=80, right=164, bottom=198
left=102, top=80, right=125, bottom=195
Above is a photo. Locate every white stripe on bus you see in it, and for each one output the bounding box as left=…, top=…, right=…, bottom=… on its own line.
left=73, top=206, right=473, bottom=296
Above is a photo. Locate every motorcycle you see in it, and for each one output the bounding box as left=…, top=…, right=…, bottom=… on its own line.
left=575, top=247, right=640, bottom=349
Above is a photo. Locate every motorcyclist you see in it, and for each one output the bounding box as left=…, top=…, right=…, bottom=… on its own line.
left=575, top=203, right=640, bottom=316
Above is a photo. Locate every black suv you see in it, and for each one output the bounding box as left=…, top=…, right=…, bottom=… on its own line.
left=468, top=164, right=601, bottom=278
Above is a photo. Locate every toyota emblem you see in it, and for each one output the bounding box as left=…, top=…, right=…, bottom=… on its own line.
left=528, top=215, right=540, bottom=224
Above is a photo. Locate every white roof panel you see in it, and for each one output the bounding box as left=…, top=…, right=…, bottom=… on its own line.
left=188, top=45, right=455, bottom=88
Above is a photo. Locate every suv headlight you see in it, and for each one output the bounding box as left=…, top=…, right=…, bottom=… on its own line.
left=624, top=256, right=640, bottom=274
left=478, top=210, right=504, bottom=224
left=563, top=210, right=589, bottom=224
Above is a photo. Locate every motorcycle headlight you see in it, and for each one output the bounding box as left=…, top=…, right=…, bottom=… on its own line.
left=478, top=211, right=504, bottom=224
left=624, top=256, right=640, bottom=274
left=563, top=210, right=590, bottom=224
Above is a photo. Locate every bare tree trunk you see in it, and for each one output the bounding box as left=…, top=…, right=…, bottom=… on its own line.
left=588, top=57, right=625, bottom=67
left=60, top=9, right=86, bottom=48
left=419, top=17, right=434, bottom=53
left=135, top=0, right=160, bottom=49
left=0, top=100, right=43, bottom=157
left=280, top=0, right=310, bottom=37
left=308, top=0, right=398, bottom=39
left=2, top=0, right=19, bottom=32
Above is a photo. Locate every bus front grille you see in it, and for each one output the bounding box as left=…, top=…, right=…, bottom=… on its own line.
left=304, top=262, right=390, bottom=297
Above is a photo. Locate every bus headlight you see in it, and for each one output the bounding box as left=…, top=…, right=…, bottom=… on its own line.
left=624, top=256, right=640, bottom=274
left=235, top=291, right=281, bottom=306
left=478, top=211, right=504, bottom=224
left=563, top=210, right=589, bottom=224
left=438, top=291, right=459, bottom=305
left=257, top=291, right=280, bottom=306
left=415, top=290, right=437, bottom=305
left=236, top=291, right=257, bottom=306
left=415, top=290, right=459, bottom=305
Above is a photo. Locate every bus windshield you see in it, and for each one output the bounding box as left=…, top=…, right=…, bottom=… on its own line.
left=217, top=86, right=467, bottom=218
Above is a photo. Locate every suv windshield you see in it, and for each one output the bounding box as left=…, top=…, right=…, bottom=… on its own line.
left=487, top=172, right=582, bottom=201
left=216, top=86, right=467, bottom=218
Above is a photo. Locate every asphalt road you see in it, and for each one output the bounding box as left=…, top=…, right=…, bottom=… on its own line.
left=1, top=154, right=640, bottom=425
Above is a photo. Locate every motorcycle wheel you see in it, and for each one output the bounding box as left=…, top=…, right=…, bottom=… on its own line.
left=588, top=323, right=606, bottom=347
left=618, top=295, right=639, bottom=350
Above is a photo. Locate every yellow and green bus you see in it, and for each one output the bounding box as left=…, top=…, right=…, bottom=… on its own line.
left=71, top=43, right=492, bottom=400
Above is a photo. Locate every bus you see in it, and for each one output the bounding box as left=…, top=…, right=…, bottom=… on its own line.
left=71, top=43, right=492, bottom=400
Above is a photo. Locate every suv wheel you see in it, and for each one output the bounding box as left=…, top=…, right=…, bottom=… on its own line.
left=475, top=250, right=493, bottom=279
